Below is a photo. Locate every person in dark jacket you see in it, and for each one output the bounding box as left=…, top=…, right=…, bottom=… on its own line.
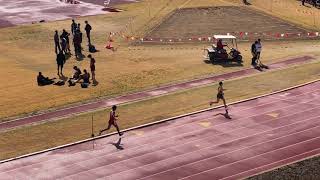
left=85, top=20, right=92, bottom=45
left=61, top=29, right=71, bottom=53
left=71, top=19, right=77, bottom=36
left=77, top=69, right=90, bottom=88
left=37, top=72, right=54, bottom=86
left=60, top=36, right=67, bottom=54
left=73, top=30, right=82, bottom=57
left=56, top=50, right=66, bottom=75
left=251, top=41, right=257, bottom=66
left=54, top=30, right=61, bottom=54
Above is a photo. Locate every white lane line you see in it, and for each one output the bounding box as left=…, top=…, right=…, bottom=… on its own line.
left=220, top=149, right=320, bottom=180
left=179, top=135, right=320, bottom=180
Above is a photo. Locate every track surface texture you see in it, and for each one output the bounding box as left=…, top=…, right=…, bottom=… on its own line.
left=0, top=80, right=319, bottom=179
left=0, top=55, right=315, bottom=131
left=0, top=0, right=124, bottom=28
left=146, top=6, right=309, bottom=40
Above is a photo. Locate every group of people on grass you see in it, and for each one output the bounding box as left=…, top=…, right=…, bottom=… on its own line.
left=38, top=19, right=96, bottom=87
left=67, top=54, right=97, bottom=87
left=54, top=19, right=92, bottom=58
left=37, top=53, right=96, bottom=87
left=251, top=39, right=268, bottom=70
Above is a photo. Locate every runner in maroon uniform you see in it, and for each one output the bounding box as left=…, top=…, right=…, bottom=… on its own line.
left=209, top=81, right=229, bottom=115
left=99, top=105, right=123, bottom=136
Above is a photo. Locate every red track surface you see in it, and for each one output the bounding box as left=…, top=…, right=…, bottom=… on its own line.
left=0, top=55, right=315, bottom=131
left=0, top=81, right=319, bottom=179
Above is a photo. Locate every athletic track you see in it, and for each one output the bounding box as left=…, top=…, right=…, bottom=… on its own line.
left=0, top=55, right=315, bottom=131
left=0, top=80, right=319, bottom=179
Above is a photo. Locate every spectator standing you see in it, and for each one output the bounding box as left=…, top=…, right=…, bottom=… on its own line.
left=73, top=30, right=82, bottom=57
left=60, top=36, right=67, bottom=54
left=61, top=29, right=71, bottom=53
left=302, top=0, right=305, bottom=6
left=251, top=41, right=257, bottom=66
left=88, top=54, right=96, bottom=83
left=85, top=21, right=92, bottom=45
left=77, top=23, right=81, bottom=31
left=255, top=39, right=262, bottom=60
left=71, top=19, right=77, bottom=36
left=54, top=30, right=61, bottom=54
left=56, top=50, right=66, bottom=75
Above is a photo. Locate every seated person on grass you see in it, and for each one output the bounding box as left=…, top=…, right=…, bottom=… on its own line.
left=68, top=66, right=82, bottom=86
left=77, top=69, right=90, bottom=88
left=37, top=72, right=54, bottom=86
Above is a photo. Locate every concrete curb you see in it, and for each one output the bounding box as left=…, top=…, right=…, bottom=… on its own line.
left=0, top=79, right=319, bottom=164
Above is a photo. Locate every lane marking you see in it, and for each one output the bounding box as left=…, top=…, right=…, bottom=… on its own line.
left=131, top=131, right=144, bottom=136
left=266, top=113, right=280, bottom=118
left=221, top=149, right=320, bottom=180
left=180, top=136, right=320, bottom=180
left=103, top=116, right=320, bottom=180
left=198, top=121, right=211, bottom=128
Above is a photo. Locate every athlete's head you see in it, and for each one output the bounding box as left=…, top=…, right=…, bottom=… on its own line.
left=219, top=81, right=223, bottom=86
left=112, top=105, right=117, bottom=111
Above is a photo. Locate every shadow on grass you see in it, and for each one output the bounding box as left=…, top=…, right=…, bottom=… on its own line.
left=76, top=53, right=85, bottom=61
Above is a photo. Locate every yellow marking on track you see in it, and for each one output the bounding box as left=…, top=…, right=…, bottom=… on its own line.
left=118, top=155, right=123, bottom=158
left=195, top=144, right=201, bottom=147
left=131, top=131, right=144, bottom=136
left=267, top=113, right=279, bottom=118
left=198, top=121, right=211, bottom=128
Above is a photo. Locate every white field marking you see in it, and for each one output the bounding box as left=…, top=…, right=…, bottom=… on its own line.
left=103, top=118, right=320, bottom=180
left=179, top=134, right=320, bottom=180
left=3, top=88, right=318, bottom=176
